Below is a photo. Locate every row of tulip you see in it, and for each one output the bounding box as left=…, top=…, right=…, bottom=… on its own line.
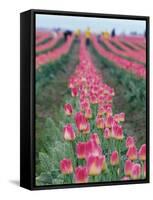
left=36, top=32, right=63, bottom=53
left=102, top=37, right=146, bottom=64
left=59, top=35, right=146, bottom=184
left=113, top=37, right=146, bottom=60
left=36, top=35, right=74, bottom=69
left=92, top=35, right=146, bottom=78
left=36, top=32, right=52, bottom=45
left=121, top=36, right=146, bottom=49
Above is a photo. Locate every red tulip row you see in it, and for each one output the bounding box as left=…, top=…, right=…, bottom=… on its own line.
left=102, top=37, right=146, bottom=64
left=121, top=36, right=146, bottom=50
left=60, top=35, right=146, bottom=184
left=36, top=32, right=52, bottom=45
left=36, top=32, right=62, bottom=52
left=92, top=35, right=146, bottom=78
left=36, top=35, right=74, bottom=69
left=113, top=37, right=146, bottom=59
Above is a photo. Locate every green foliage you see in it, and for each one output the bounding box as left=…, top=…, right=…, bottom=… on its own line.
left=36, top=172, right=53, bottom=186
left=36, top=116, right=70, bottom=185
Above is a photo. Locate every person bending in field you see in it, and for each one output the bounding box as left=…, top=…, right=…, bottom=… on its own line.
left=64, top=30, right=72, bottom=41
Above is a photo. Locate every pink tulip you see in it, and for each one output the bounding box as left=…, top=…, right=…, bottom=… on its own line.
left=68, top=77, right=76, bottom=89
left=60, top=158, right=73, bottom=174
left=131, top=163, right=141, bottom=180
left=96, top=116, right=105, bottom=129
left=119, top=112, right=125, bottom=122
left=105, top=116, right=114, bottom=128
left=71, top=87, right=78, bottom=97
left=97, top=106, right=105, bottom=116
left=104, top=128, right=111, bottom=139
left=80, top=99, right=90, bottom=111
left=124, top=159, right=133, bottom=176
left=63, top=124, right=76, bottom=141
left=112, top=123, right=124, bottom=140
left=87, top=155, right=103, bottom=176
left=83, top=122, right=90, bottom=134
left=126, top=145, right=137, bottom=160
left=110, top=150, right=119, bottom=166
left=90, top=133, right=100, bottom=145
left=90, top=94, right=98, bottom=104
left=126, top=136, right=135, bottom=148
left=114, top=112, right=125, bottom=123
left=113, top=114, right=120, bottom=123
left=64, top=103, right=73, bottom=116
left=75, top=112, right=88, bottom=132
left=76, top=142, right=86, bottom=159
left=75, top=166, right=88, bottom=183
left=101, top=155, right=107, bottom=172
left=106, top=107, right=113, bottom=118
left=138, top=144, right=146, bottom=161
left=85, top=139, right=102, bottom=158
left=84, top=107, right=92, bottom=119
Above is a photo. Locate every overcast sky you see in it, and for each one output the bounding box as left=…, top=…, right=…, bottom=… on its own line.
left=36, top=14, right=146, bottom=35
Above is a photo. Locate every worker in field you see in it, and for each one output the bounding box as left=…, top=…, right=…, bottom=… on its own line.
left=75, top=29, right=81, bottom=42
left=111, top=28, right=116, bottom=38
left=102, top=31, right=110, bottom=40
left=97, top=34, right=101, bottom=43
left=85, top=27, right=91, bottom=46
left=64, top=30, right=72, bottom=41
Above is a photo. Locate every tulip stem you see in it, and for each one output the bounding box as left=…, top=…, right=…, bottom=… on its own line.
left=141, top=160, right=145, bottom=179
left=91, top=175, right=96, bottom=183
left=71, top=141, right=76, bottom=165
left=64, top=174, right=72, bottom=184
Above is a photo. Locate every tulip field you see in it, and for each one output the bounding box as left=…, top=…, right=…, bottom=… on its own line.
left=35, top=31, right=146, bottom=186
